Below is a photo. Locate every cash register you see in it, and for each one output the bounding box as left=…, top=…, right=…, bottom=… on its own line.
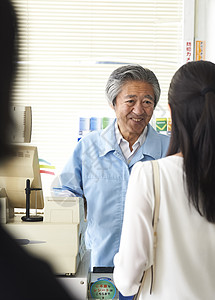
left=0, top=144, right=90, bottom=299
left=0, top=106, right=118, bottom=299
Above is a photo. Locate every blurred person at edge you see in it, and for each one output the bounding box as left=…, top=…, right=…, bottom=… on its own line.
left=57, top=64, right=170, bottom=272
left=0, top=1, right=76, bottom=299
left=114, top=60, right=215, bottom=300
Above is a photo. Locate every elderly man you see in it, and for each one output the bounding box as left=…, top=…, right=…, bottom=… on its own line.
left=59, top=64, right=169, bottom=270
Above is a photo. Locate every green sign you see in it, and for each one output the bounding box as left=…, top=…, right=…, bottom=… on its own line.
left=90, top=279, right=116, bottom=299
left=156, top=118, right=167, bottom=132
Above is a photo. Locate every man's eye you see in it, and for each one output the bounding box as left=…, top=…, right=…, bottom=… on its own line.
left=142, top=99, right=154, bottom=107
left=126, top=100, right=134, bottom=104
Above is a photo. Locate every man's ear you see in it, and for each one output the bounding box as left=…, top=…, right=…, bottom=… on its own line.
left=110, top=103, right=115, bottom=110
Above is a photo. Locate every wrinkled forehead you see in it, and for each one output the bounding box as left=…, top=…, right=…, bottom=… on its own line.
left=119, top=80, right=155, bottom=98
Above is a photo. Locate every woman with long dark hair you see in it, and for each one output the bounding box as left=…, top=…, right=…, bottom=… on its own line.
left=113, top=60, right=215, bottom=299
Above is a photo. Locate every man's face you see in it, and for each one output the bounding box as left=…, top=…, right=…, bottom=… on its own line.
left=113, top=80, right=155, bottom=143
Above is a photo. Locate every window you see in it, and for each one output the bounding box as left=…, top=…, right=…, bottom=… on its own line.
left=11, top=0, right=183, bottom=182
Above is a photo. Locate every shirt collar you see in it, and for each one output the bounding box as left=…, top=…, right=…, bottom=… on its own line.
left=99, top=120, right=169, bottom=161
left=115, top=121, right=148, bottom=147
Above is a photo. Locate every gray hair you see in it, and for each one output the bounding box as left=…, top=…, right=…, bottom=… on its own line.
left=105, top=64, right=160, bottom=107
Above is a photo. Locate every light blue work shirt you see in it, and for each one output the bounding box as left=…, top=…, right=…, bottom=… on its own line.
left=59, top=120, right=170, bottom=269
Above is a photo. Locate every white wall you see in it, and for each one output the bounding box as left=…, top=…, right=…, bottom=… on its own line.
left=205, top=0, right=215, bottom=62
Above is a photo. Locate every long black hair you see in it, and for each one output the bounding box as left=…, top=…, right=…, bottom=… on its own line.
left=167, top=60, right=215, bottom=223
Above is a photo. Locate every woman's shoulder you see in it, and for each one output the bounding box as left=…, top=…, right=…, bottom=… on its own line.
left=133, top=155, right=183, bottom=174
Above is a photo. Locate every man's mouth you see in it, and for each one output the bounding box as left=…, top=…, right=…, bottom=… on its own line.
left=131, top=117, right=143, bottom=122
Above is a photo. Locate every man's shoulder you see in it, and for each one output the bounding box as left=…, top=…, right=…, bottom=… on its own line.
left=79, top=121, right=116, bottom=145
left=78, top=130, right=101, bottom=144
left=75, top=130, right=106, bottom=154
left=156, top=132, right=170, bottom=143
left=147, top=124, right=170, bottom=142
left=143, top=125, right=170, bottom=158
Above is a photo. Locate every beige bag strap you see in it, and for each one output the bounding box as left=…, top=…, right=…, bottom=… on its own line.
left=134, top=160, right=160, bottom=300
left=150, top=159, right=160, bottom=293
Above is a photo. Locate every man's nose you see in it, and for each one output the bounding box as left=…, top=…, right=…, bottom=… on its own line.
left=132, top=101, right=145, bottom=115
